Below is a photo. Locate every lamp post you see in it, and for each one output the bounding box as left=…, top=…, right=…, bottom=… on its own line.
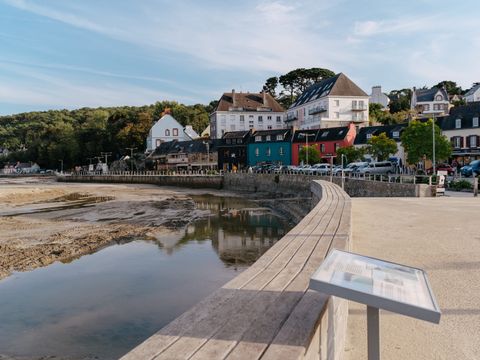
left=299, top=132, right=315, bottom=165
left=341, top=154, right=347, bottom=190
left=126, top=147, right=136, bottom=172
left=58, top=159, right=63, bottom=174
left=432, top=114, right=436, bottom=175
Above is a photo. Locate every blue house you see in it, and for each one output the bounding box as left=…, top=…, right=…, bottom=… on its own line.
left=247, top=129, right=292, bottom=166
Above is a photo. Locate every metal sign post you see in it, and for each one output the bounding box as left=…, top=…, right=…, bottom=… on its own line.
left=310, top=249, right=441, bottom=360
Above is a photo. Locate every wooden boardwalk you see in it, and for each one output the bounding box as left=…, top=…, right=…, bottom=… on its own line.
left=121, top=180, right=351, bottom=360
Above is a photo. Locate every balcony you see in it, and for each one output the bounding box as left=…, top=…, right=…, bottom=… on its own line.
left=352, top=115, right=365, bottom=122
left=286, top=112, right=298, bottom=122
left=351, top=104, right=368, bottom=111
left=308, top=105, right=327, bottom=115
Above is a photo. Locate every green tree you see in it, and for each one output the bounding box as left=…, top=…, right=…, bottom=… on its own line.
left=388, top=88, right=412, bottom=113
left=366, top=133, right=398, bottom=161
left=400, top=119, right=452, bottom=165
left=434, top=80, right=462, bottom=95
left=336, top=146, right=365, bottom=164
left=299, top=145, right=320, bottom=165
left=262, top=76, right=279, bottom=97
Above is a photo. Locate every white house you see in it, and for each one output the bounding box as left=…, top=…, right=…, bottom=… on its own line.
left=285, top=73, right=370, bottom=130
left=146, top=111, right=199, bottom=151
left=369, top=85, right=390, bottom=110
left=410, top=86, right=449, bottom=116
left=464, top=83, right=480, bottom=103
left=209, top=90, right=285, bottom=139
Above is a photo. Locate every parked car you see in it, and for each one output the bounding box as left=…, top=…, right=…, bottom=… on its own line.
left=357, top=161, right=395, bottom=175
left=461, top=160, right=480, bottom=177
left=426, top=163, right=455, bottom=175
left=307, top=163, right=332, bottom=175
left=343, top=162, right=369, bottom=175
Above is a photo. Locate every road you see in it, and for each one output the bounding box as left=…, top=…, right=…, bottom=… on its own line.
left=345, top=196, right=480, bottom=360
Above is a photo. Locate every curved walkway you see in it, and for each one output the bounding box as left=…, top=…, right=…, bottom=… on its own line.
left=346, top=196, right=480, bottom=360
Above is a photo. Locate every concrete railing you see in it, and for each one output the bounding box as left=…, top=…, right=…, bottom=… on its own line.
left=121, top=180, right=352, bottom=360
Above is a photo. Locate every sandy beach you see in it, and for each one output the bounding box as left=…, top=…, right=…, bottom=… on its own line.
left=0, top=177, right=213, bottom=280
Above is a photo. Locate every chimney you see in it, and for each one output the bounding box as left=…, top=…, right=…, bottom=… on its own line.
left=263, top=91, right=267, bottom=106
left=232, top=89, right=236, bottom=107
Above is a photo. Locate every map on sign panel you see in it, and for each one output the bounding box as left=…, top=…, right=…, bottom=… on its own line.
left=309, top=249, right=441, bottom=323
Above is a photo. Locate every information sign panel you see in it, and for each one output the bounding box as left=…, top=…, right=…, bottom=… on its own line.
left=309, top=249, right=441, bottom=323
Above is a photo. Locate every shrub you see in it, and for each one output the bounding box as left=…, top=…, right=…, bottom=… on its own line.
left=449, top=179, right=472, bottom=191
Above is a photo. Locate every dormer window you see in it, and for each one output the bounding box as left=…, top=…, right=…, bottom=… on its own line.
left=255, top=135, right=262, bottom=142
left=435, top=94, right=443, bottom=101
left=276, top=134, right=283, bottom=141
left=366, top=133, right=373, bottom=139
left=392, top=131, right=400, bottom=138
left=455, top=118, right=462, bottom=129
left=266, top=135, right=271, bottom=141
left=473, top=117, right=479, bottom=127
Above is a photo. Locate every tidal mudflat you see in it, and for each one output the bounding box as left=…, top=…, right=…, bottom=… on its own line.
left=0, top=178, right=291, bottom=359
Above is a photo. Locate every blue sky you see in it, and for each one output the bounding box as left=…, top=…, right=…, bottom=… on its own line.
left=1, top=0, right=479, bottom=115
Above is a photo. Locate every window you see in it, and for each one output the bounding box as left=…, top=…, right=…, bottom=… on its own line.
left=266, top=147, right=271, bottom=156
left=335, top=112, right=340, bottom=119
left=423, top=104, right=430, bottom=111
left=320, top=144, right=325, bottom=152
left=230, top=115, right=235, bottom=121
left=258, top=116, right=263, bottom=122
left=276, top=134, right=283, bottom=141
left=435, top=94, right=443, bottom=101
left=366, top=133, right=373, bottom=139
left=452, top=137, right=462, bottom=148
left=321, top=131, right=329, bottom=138
left=173, top=128, right=178, bottom=136
left=249, top=115, right=254, bottom=118
left=226, top=139, right=231, bottom=144
left=255, top=135, right=262, bottom=142
left=236, top=139, right=242, bottom=144
left=240, top=115, right=245, bottom=123
left=359, top=100, right=364, bottom=108
left=352, top=100, right=357, bottom=108
left=473, top=117, right=479, bottom=127
left=279, top=147, right=284, bottom=156
left=165, top=129, right=170, bottom=136
left=456, top=118, right=462, bottom=129
left=249, top=123, right=254, bottom=129
left=334, top=143, right=340, bottom=151
left=221, top=115, right=226, bottom=125
left=230, top=124, right=236, bottom=131
left=266, top=135, right=271, bottom=141
left=255, top=147, right=260, bottom=157
left=155, top=139, right=161, bottom=147
left=276, top=116, right=282, bottom=123
left=392, top=131, right=400, bottom=138
left=470, top=136, right=477, bottom=148
left=267, top=116, right=272, bottom=120
left=335, top=100, right=339, bottom=106
left=267, top=125, right=272, bottom=130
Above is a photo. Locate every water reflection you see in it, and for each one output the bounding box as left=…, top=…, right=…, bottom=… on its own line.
left=0, top=195, right=291, bottom=360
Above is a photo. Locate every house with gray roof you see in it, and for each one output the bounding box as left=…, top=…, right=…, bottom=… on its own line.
left=354, top=124, right=407, bottom=164
left=410, top=86, right=449, bottom=116
left=464, top=83, right=480, bottom=103
left=286, top=73, right=369, bottom=130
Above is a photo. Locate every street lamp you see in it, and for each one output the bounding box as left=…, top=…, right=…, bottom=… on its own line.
left=58, top=159, right=64, bottom=174
left=432, top=114, right=436, bottom=175
left=298, top=132, right=315, bottom=165
left=126, top=147, right=137, bottom=172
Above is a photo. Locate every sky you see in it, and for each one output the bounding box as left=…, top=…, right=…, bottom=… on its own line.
left=1, top=0, right=480, bottom=115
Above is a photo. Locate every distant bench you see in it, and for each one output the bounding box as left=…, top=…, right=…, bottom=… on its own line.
left=122, top=180, right=351, bottom=360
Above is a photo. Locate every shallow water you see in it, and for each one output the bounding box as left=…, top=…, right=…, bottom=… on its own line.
left=0, top=195, right=291, bottom=359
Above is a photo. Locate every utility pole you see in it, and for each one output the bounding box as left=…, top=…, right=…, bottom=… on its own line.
left=126, top=147, right=136, bottom=172
left=432, top=114, right=436, bottom=175
left=101, top=152, right=112, bottom=165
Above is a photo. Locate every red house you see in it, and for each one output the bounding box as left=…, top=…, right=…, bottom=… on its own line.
left=291, top=123, right=356, bottom=165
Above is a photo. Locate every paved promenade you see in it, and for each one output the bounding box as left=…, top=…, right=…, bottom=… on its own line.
left=346, top=196, right=480, bottom=359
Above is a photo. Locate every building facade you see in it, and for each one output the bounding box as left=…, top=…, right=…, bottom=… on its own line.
left=410, top=87, right=449, bottom=116
left=354, top=124, right=407, bottom=165
left=291, top=123, right=356, bottom=165
left=247, top=129, right=292, bottom=166
left=217, top=131, right=251, bottom=170
left=146, top=112, right=199, bottom=151
left=441, top=102, right=480, bottom=165
left=210, top=90, right=285, bottom=139
left=369, top=85, right=390, bottom=110
left=148, top=139, right=218, bottom=170
left=464, top=83, right=480, bottom=103
left=285, top=73, right=369, bottom=130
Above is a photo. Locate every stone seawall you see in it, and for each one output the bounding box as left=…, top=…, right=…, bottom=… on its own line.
left=224, top=173, right=432, bottom=197
left=58, top=174, right=223, bottom=189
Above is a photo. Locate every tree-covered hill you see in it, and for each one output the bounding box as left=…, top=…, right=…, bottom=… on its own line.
left=0, top=101, right=215, bottom=169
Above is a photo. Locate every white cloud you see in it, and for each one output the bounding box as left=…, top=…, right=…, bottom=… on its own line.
left=353, top=16, right=439, bottom=37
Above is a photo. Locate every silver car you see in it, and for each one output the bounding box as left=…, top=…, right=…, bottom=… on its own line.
left=357, top=161, right=395, bottom=175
